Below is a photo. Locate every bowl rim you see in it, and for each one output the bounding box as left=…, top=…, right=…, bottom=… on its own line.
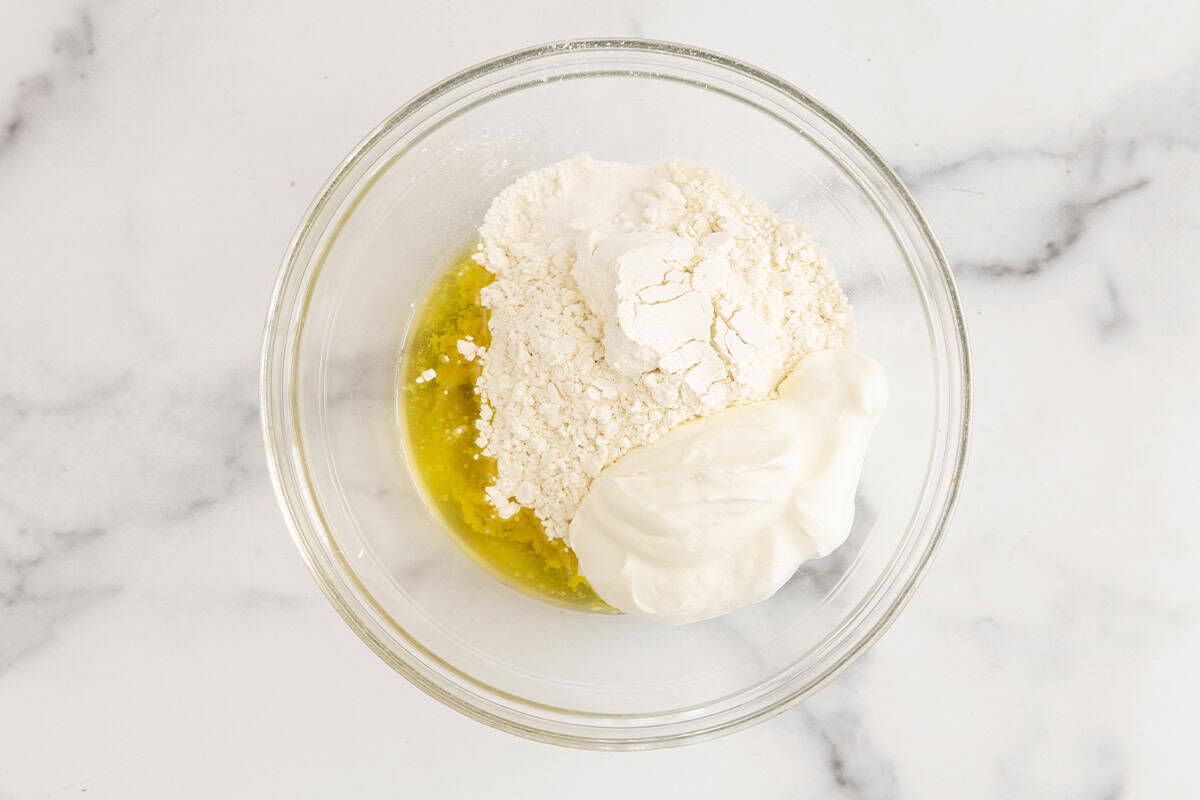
left=260, top=37, right=971, bottom=749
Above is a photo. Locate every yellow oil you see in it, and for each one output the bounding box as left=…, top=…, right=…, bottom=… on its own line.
left=400, top=250, right=613, bottom=612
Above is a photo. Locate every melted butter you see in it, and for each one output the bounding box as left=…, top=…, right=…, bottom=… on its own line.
left=399, top=250, right=613, bottom=612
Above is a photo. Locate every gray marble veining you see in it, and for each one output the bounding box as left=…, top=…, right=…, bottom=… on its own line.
left=1, top=9, right=95, bottom=157
left=0, top=0, right=1197, bottom=796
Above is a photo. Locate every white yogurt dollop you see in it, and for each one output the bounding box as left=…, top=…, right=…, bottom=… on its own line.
left=568, top=348, right=887, bottom=625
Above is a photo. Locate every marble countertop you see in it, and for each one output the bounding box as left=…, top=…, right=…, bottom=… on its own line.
left=2, top=1, right=1197, bottom=796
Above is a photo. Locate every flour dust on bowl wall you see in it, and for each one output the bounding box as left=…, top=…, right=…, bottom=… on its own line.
left=261, top=40, right=969, bottom=748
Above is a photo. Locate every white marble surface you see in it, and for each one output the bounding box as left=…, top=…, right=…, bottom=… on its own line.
left=1, top=0, right=1198, bottom=795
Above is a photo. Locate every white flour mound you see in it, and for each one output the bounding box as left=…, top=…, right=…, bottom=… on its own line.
left=472, top=155, right=853, bottom=539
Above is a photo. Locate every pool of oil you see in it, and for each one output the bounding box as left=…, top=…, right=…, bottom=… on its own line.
left=399, top=249, right=613, bottom=613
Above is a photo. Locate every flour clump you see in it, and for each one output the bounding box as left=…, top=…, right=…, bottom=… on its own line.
left=473, top=155, right=853, bottom=539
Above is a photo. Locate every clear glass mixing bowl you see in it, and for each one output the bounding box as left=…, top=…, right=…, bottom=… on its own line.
left=261, top=39, right=970, bottom=749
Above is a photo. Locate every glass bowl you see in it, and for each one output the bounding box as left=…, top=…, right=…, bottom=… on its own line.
left=260, top=39, right=970, bottom=749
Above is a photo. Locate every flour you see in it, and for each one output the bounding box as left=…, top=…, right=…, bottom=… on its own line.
left=471, top=155, right=853, bottom=539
